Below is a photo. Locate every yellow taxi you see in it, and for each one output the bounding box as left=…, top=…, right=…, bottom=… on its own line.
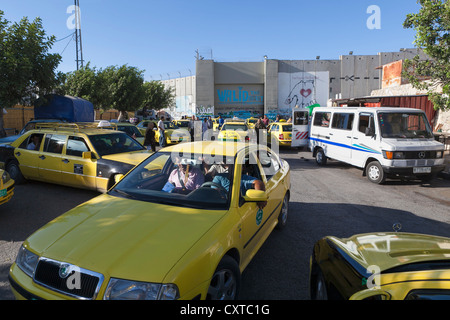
left=109, top=122, right=145, bottom=145
left=311, top=231, right=450, bottom=300
left=0, top=123, right=151, bottom=193
left=246, top=117, right=258, bottom=129
left=172, top=119, right=190, bottom=130
left=137, top=120, right=189, bottom=145
left=0, top=169, right=14, bottom=205
left=267, top=122, right=292, bottom=147
left=217, top=120, right=250, bottom=142
left=8, top=141, right=290, bottom=300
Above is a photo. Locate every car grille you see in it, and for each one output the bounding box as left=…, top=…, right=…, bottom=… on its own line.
left=404, top=151, right=439, bottom=159
left=34, top=258, right=104, bottom=300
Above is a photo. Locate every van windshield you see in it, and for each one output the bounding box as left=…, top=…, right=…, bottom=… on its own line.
left=378, top=112, right=433, bottom=139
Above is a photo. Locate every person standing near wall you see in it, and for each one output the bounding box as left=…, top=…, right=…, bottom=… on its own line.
left=158, top=116, right=166, bottom=147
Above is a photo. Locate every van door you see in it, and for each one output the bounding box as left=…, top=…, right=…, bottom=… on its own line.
left=292, top=110, right=309, bottom=148
left=327, top=112, right=355, bottom=161
left=351, top=112, right=381, bottom=168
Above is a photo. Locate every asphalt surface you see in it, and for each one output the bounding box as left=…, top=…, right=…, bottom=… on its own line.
left=1, top=149, right=450, bottom=300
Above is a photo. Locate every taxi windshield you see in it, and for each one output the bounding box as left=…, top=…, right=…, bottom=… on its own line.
left=89, top=133, right=145, bottom=156
left=378, top=112, right=433, bottom=139
left=109, top=152, right=234, bottom=210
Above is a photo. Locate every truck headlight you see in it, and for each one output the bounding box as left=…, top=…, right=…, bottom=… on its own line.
left=436, top=151, right=443, bottom=159
left=383, top=151, right=405, bottom=159
left=104, top=278, right=179, bottom=300
left=16, top=246, right=39, bottom=278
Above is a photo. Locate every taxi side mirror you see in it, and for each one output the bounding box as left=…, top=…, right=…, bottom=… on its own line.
left=114, top=174, right=124, bottom=184
left=243, top=189, right=268, bottom=202
left=349, top=289, right=391, bottom=300
left=82, top=151, right=96, bottom=159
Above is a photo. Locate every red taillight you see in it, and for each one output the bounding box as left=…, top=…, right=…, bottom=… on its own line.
left=245, top=136, right=250, bottom=141
left=279, top=134, right=284, bottom=140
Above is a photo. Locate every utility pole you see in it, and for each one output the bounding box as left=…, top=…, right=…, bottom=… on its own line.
left=74, top=0, right=84, bottom=70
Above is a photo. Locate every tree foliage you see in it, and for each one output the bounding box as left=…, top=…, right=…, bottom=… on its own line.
left=403, top=0, right=450, bottom=111
left=0, top=10, right=62, bottom=136
left=142, top=81, right=175, bottom=111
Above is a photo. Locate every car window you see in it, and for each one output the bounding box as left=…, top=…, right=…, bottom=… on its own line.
left=332, top=113, right=354, bottom=130
left=258, top=150, right=281, bottom=180
left=358, top=113, right=375, bottom=134
left=66, top=136, right=90, bottom=157
left=240, top=152, right=263, bottom=197
left=281, top=124, right=292, bottom=132
left=222, top=124, right=248, bottom=131
left=88, top=133, right=144, bottom=156
left=313, top=112, right=331, bottom=127
left=109, top=152, right=233, bottom=210
left=19, top=133, right=44, bottom=151
left=43, top=134, right=66, bottom=154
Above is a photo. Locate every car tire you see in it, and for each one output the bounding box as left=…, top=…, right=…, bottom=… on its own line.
left=207, top=255, right=240, bottom=300
left=276, top=193, right=289, bottom=230
left=366, top=161, right=386, bottom=184
left=6, top=160, right=25, bottom=184
left=315, top=148, right=327, bottom=166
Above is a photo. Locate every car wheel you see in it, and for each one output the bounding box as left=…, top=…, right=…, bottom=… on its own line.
left=276, top=193, right=289, bottom=230
left=315, top=148, right=327, bottom=166
left=366, top=161, right=385, bottom=184
left=207, top=255, right=240, bottom=300
left=6, top=160, right=25, bottom=184
left=312, top=268, right=328, bottom=300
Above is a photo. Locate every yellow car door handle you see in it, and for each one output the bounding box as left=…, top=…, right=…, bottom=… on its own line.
left=62, top=159, right=70, bottom=164
left=39, top=155, right=46, bottom=160
left=15, top=152, right=21, bottom=156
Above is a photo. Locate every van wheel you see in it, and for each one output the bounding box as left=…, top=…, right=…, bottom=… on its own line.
left=366, top=161, right=385, bottom=184
left=315, top=148, right=327, bottom=166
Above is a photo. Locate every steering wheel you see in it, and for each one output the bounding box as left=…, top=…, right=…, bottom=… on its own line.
left=199, top=182, right=228, bottom=198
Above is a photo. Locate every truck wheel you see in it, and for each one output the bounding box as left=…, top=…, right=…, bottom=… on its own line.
left=315, top=148, right=327, bottom=166
left=366, top=161, right=386, bottom=184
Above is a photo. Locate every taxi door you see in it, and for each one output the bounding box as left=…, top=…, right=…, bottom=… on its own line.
left=14, top=133, right=45, bottom=179
left=38, top=134, right=66, bottom=183
left=60, top=136, right=97, bottom=190
left=236, top=149, right=280, bottom=269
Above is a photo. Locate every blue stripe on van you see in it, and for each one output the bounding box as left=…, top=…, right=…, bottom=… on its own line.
left=310, top=137, right=381, bottom=154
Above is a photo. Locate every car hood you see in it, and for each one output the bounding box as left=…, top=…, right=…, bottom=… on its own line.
left=0, top=135, right=20, bottom=145
left=101, top=151, right=150, bottom=165
left=25, top=194, right=227, bottom=282
left=329, top=232, right=450, bottom=272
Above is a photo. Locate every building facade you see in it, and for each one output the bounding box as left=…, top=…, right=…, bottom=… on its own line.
left=162, top=48, right=427, bottom=119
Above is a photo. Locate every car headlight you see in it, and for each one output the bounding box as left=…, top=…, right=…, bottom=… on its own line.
left=2, top=171, right=11, bottom=184
left=16, top=246, right=39, bottom=278
left=104, top=278, right=179, bottom=300
left=383, top=151, right=405, bottom=160
left=436, top=151, right=443, bottom=159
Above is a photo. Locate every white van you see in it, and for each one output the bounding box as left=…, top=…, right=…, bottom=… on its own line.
left=309, top=107, right=446, bottom=184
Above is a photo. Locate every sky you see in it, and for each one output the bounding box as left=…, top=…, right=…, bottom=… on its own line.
left=1, top=0, right=421, bottom=82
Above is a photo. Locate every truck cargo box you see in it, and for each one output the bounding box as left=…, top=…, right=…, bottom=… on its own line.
left=34, top=95, right=94, bottom=122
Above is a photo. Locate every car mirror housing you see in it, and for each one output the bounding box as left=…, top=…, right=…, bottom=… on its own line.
left=350, top=288, right=391, bottom=300
left=82, top=151, right=96, bottom=159
left=244, top=189, right=268, bottom=202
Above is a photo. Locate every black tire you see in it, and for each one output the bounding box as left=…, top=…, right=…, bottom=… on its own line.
left=276, top=193, right=289, bottom=230
left=366, top=161, right=386, bottom=184
left=315, top=148, right=327, bottom=166
left=207, top=255, right=240, bottom=300
left=6, top=160, right=25, bottom=184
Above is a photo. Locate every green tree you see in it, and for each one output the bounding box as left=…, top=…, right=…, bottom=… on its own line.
left=0, top=11, right=62, bottom=136
left=142, top=81, right=175, bottom=112
left=403, top=0, right=450, bottom=111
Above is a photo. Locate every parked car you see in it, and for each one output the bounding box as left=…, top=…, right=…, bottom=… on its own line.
left=267, top=122, right=292, bottom=147
left=217, top=120, right=250, bottom=142
left=0, top=123, right=151, bottom=193
left=8, top=141, right=290, bottom=300
left=0, top=169, right=14, bottom=205
left=310, top=231, right=450, bottom=300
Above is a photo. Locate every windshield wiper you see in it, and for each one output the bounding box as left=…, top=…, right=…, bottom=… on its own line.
left=111, top=189, right=136, bottom=199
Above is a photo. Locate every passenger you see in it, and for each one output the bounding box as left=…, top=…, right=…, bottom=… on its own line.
left=164, top=158, right=205, bottom=193
left=212, top=164, right=267, bottom=209
left=27, top=135, right=41, bottom=151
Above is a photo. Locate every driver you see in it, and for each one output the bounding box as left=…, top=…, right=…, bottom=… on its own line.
left=166, top=157, right=204, bottom=192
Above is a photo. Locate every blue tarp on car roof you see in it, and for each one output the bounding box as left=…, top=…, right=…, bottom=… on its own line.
left=34, top=95, right=94, bottom=122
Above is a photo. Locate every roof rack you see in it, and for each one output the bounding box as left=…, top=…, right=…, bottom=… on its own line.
left=35, top=122, right=113, bottom=132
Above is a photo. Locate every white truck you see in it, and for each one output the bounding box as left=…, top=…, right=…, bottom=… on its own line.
left=309, top=107, right=445, bottom=184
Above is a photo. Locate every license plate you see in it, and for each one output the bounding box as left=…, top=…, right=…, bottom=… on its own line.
left=0, top=188, right=6, bottom=197
left=413, top=167, right=431, bottom=174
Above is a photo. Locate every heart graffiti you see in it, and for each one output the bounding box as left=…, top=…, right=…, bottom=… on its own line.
left=300, top=89, right=312, bottom=98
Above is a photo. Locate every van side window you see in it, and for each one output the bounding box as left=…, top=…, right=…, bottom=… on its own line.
left=358, top=114, right=375, bottom=134
left=331, top=113, right=354, bottom=130
left=313, top=112, right=331, bottom=127
left=294, top=112, right=308, bottom=125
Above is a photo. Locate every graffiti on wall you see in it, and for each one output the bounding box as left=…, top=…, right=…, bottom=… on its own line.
left=278, top=72, right=329, bottom=116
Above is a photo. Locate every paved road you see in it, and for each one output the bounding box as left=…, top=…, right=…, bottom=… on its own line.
left=1, top=149, right=449, bottom=300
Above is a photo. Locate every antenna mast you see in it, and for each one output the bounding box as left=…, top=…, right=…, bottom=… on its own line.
left=74, top=0, right=84, bottom=70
